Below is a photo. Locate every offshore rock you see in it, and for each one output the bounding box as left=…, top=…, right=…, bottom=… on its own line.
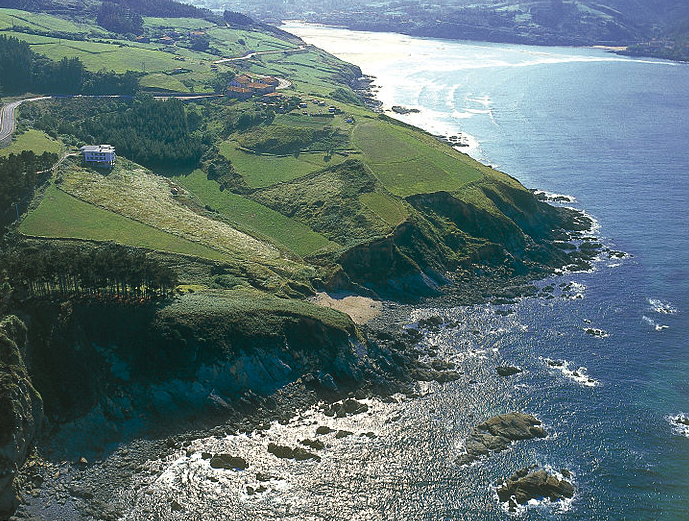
left=456, top=412, right=546, bottom=466
left=496, top=366, right=523, bottom=377
left=209, top=454, right=248, bottom=470
left=0, top=316, right=43, bottom=519
left=497, top=467, right=574, bottom=511
left=267, top=443, right=320, bottom=462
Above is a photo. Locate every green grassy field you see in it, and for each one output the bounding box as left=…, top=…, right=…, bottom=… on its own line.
left=359, top=192, right=409, bottom=227
left=20, top=185, right=230, bottom=261
left=175, top=169, right=334, bottom=256
left=0, top=8, right=106, bottom=34
left=352, top=121, right=483, bottom=197
left=0, top=130, right=62, bottom=157
left=220, top=141, right=347, bottom=188
left=142, top=16, right=216, bottom=31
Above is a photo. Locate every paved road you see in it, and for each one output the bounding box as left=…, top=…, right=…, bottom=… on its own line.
left=212, top=44, right=307, bottom=65
left=0, top=97, right=51, bottom=143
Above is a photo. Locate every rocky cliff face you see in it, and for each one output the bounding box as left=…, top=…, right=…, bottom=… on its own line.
left=14, top=294, right=418, bottom=458
left=335, top=182, right=589, bottom=299
left=0, top=316, right=43, bottom=519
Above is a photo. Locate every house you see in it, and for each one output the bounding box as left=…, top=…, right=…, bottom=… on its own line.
left=81, top=145, right=116, bottom=167
left=257, top=76, right=280, bottom=86
left=246, top=82, right=275, bottom=94
left=226, top=87, right=253, bottom=100
left=229, top=74, right=252, bottom=87
left=262, top=92, right=284, bottom=103
left=159, top=36, right=175, bottom=45
left=188, top=30, right=206, bottom=37
left=135, top=36, right=150, bottom=44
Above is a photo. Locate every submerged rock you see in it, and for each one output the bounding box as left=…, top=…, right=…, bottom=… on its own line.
left=497, top=467, right=574, bottom=511
left=456, top=412, right=546, bottom=466
left=496, top=366, right=523, bottom=377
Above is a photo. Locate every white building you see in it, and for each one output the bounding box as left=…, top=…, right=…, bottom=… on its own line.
left=81, top=145, right=116, bottom=167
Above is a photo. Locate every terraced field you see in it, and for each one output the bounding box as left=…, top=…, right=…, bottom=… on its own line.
left=220, top=142, right=348, bottom=188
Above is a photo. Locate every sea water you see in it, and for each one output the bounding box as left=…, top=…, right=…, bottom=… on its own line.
left=121, top=26, right=689, bottom=520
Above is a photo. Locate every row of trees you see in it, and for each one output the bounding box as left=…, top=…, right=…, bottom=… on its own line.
left=0, top=35, right=139, bottom=95
left=0, top=151, right=58, bottom=219
left=1, top=244, right=178, bottom=300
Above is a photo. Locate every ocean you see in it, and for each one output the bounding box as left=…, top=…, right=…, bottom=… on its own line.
left=117, top=26, right=689, bottom=520
left=279, top=25, right=689, bottom=519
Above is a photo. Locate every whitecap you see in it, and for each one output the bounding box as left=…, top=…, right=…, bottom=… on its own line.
left=494, top=465, right=575, bottom=516
left=642, top=316, right=669, bottom=331
left=648, top=298, right=678, bottom=314
left=667, top=414, right=689, bottom=438
left=533, top=190, right=576, bottom=203
left=542, top=358, right=599, bottom=387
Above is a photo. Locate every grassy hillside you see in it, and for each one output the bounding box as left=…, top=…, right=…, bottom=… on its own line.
left=4, top=7, right=576, bottom=300
left=20, top=184, right=231, bottom=262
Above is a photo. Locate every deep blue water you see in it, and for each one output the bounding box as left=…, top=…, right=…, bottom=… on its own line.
left=121, top=28, right=688, bottom=520
left=281, top=27, right=689, bottom=520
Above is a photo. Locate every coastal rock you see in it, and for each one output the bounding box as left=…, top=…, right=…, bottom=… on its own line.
left=0, top=317, right=44, bottom=519
left=300, top=439, right=325, bottom=450
left=456, top=412, right=546, bottom=466
left=209, top=454, right=248, bottom=470
left=497, top=467, right=574, bottom=511
left=267, top=443, right=320, bottom=462
left=321, top=399, right=368, bottom=417
left=391, top=105, right=420, bottom=114
left=335, top=430, right=353, bottom=439
left=496, top=366, right=523, bottom=377
left=315, top=426, right=335, bottom=435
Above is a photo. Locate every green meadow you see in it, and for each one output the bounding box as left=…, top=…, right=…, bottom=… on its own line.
left=175, top=169, right=334, bottom=256
left=353, top=121, right=483, bottom=197
left=0, top=130, right=62, bottom=157
left=20, top=185, right=229, bottom=261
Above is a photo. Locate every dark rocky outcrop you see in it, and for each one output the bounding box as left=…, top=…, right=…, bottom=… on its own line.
left=209, top=454, right=248, bottom=470
left=456, top=412, right=546, bottom=466
left=497, top=467, right=574, bottom=512
left=267, top=443, right=320, bottom=462
left=0, top=316, right=43, bottom=519
left=496, top=366, right=522, bottom=377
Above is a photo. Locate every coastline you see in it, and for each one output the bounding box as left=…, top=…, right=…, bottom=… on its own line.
left=7, top=25, right=611, bottom=521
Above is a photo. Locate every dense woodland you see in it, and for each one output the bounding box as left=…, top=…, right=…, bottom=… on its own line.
left=0, top=151, right=58, bottom=219
left=28, top=95, right=207, bottom=168
left=96, top=1, right=144, bottom=35
left=0, top=35, right=139, bottom=96
left=78, top=95, right=207, bottom=168
left=0, top=243, right=178, bottom=300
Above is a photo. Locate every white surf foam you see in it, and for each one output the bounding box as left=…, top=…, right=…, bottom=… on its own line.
left=667, top=413, right=689, bottom=438
left=542, top=358, right=599, bottom=387
left=648, top=298, right=678, bottom=314
left=642, top=316, right=669, bottom=331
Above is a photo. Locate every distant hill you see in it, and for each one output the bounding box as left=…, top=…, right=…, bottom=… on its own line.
left=205, top=0, right=689, bottom=51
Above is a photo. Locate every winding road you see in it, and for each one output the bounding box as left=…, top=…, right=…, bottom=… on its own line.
left=0, top=97, right=51, bottom=143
